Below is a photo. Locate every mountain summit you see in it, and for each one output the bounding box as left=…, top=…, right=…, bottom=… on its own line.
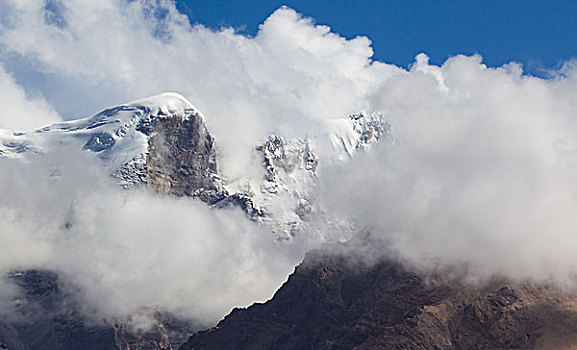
left=1, top=92, right=223, bottom=200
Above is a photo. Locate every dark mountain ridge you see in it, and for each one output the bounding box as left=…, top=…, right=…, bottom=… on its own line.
left=181, top=245, right=577, bottom=350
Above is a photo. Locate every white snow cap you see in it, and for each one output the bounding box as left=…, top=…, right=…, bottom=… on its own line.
left=127, top=92, right=204, bottom=119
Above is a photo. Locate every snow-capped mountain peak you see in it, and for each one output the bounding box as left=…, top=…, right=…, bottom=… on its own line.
left=0, top=92, right=390, bottom=241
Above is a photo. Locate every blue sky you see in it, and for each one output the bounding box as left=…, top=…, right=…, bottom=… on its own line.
left=176, top=0, right=577, bottom=75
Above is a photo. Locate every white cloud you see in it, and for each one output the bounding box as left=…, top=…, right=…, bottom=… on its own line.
left=0, top=148, right=306, bottom=326
left=2, top=0, right=577, bottom=329
left=322, top=54, right=577, bottom=283
left=0, top=65, right=61, bottom=130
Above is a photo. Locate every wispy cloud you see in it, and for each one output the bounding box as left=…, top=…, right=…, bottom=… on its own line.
left=0, top=146, right=306, bottom=325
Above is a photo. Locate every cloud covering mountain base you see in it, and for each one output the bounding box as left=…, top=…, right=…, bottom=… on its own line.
left=0, top=148, right=306, bottom=326
left=324, top=54, right=577, bottom=284
left=1, top=0, right=577, bottom=327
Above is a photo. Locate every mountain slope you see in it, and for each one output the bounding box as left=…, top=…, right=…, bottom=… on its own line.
left=181, top=246, right=577, bottom=350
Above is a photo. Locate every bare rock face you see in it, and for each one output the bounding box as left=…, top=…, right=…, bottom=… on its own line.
left=107, top=95, right=225, bottom=203
left=144, top=113, right=222, bottom=200
left=180, top=247, right=577, bottom=350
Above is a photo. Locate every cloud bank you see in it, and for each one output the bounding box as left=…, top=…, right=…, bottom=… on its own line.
left=323, top=54, right=577, bottom=283
left=0, top=148, right=306, bottom=326
left=1, top=0, right=577, bottom=327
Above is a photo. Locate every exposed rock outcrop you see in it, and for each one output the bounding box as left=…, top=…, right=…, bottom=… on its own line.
left=144, top=109, right=223, bottom=200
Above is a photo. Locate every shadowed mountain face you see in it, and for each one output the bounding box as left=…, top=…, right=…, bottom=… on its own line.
left=181, top=247, right=577, bottom=350
left=0, top=271, right=192, bottom=350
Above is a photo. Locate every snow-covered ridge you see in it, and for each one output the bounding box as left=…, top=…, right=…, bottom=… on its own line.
left=0, top=92, right=390, bottom=240
left=37, top=92, right=199, bottom=133
left=0, top=92, right=202, bottom=169
left=323, top=111, right=391, bottom=162
left=226, top=112, right=390, bottom=240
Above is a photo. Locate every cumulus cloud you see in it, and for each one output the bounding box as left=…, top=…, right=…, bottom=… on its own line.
left=0, top=148, right=306, bottom=326
left=322, top=54, right=577, bottom=283
left=0, top=0, right=398, bottom=177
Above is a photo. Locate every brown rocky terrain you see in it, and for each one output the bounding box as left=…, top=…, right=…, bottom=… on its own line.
left=181, top=247, right=577, bottom=350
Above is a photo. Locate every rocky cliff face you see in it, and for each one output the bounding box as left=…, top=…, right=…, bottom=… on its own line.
left=144, top=111, right=222, bottom=200
left=101, top=93, right=224, bottom=202
left=181, top=246, right=577, bottom=350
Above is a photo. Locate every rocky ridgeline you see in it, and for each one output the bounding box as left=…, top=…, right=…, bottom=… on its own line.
left=181, top=244, right=577, bottom=350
